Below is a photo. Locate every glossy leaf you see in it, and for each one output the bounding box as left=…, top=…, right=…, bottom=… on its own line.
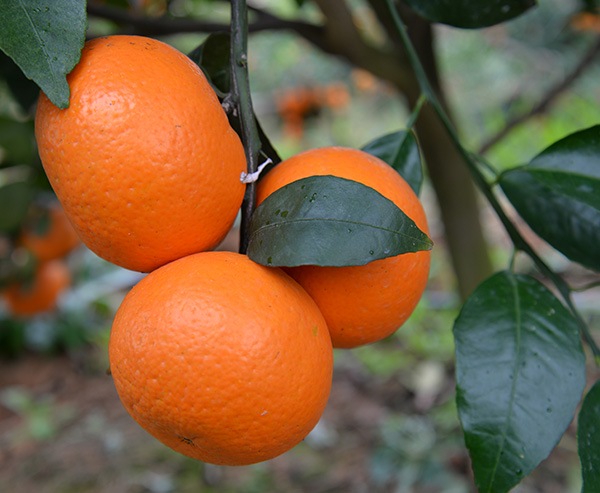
left=500, top=169, right=600, bottom=272
left=0, top=0, right=87, bottom=109
left=579, top=380, right=600, bottom=493
left=404, top=0, right=536, bottom=29
left=247, top=175, right=432, bottom=267
left=526, top=125, right=600, bottom=211
left=189, top=32, right=231, bottom=95
left=362, top=130, right=424, bottom=196
left=454, top=271, right=586, bottom=493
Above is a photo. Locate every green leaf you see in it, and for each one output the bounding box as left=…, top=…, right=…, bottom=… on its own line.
left=454, top=271, right=586, bottom=493
left=0, top=181, right=34, bottom=233
left=579, top=380, right=600, bottom=493
left=500, top=169, right=600, bottom=272
left=404, top=0, right=537, bottom=29
left=189, top=32, right=231, bottom=95
left=247, top=175, right=432, bottom=267
left=0, top=0, right=87, bottom=109
left=361, top=130, right=424, bottom=196
left=526, top=125, right=600, bottom=211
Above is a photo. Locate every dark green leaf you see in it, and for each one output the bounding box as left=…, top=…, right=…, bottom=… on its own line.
left=526, top=125, right=600, bottom=211
left=0, top=51, right=40, bottom=113
left=404, top=0, right=536, bottom=29
left=0, top=181, right=34, bottom=233
left=0, top=0, right=87, bottom=109
left=454, top=271, right=586, bottom=493
left=189, top=32, right=231, bottom=95
left=500, top=169, right=600, bottom=272
left=362, top=130, right=423, bottom=196
left=247, top=175, right=432, bottom=267
left=579, top=380, right=600, bottom=493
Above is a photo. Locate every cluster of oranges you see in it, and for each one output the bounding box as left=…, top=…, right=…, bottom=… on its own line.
left=34, top=35, right=431, bottom=465
left=1, top=202, right=79, bottom=317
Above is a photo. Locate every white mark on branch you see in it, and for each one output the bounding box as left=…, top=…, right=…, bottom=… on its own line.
left=240, top=158, right=272, bottom=184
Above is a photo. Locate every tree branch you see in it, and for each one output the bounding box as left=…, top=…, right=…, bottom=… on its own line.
left=229, top=0, right=261, bottom=255
left=86, top=1, right=321, bottom=39
left=478, top=36, right=600, bottom=155
left=311, top=0, right=417, bottom=94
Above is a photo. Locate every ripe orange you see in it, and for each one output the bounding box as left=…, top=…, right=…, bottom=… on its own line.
left=20, top=202, right=80, bottom=262
left=35, top=35, right=246, bottom=273
left=256, top=146, right=431, bottom=349
left=3, top=259, right=71, bottom=316
left=109, top=251, right=333, bottom=465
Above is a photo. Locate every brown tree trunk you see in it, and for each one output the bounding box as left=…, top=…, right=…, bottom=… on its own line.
left=405, top=15, right=494, bottom=300
left=305, top=0, right=495, bottom=299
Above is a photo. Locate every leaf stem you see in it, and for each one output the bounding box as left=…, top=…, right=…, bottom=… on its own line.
left=230, top=0, right=261, bottom=254
left=385, top=0, right=600, bottom=362
left=405, top=93, right=427, bottom=130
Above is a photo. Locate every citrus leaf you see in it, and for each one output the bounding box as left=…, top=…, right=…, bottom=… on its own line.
left=526, top=125, right=600, bottom=211
left=500, top=169, right=600, bottom=272
left=453, top=271, right=586, bottom=493
left=189, top=32, right=231, bottom=95
left=404, top=0, right=536, bottom=29
left=362, top=129, right=423, bottom=196
left=247, top=175, right=432, bottom=267
left=579, top=380, right=600, bottom=493
left=0, top=0, right=87, bottom=109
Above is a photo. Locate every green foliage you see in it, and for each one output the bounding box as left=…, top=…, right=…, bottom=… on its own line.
left=0, top=182, right=33, bottom=233
left=404, top=0, right=537, bottom=29
left=578, top=380, right=600, bottom=492
left=361, top=130, right=424, bottom=196
left=189, top=32, right=231, bottom=96
left=0, top=1, right=599, bottom=491
left=247, top=175, right=432, bottom=267
left=0, top=0, right=87, bottom=108
left=454, top=271, right=586, bottom=492
left=500, top=127, right=600, bottom=272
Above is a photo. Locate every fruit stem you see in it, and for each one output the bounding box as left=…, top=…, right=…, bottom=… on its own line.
left=230, top=0, right=262, bottom=254
left=385, top=0, right=600, bottom=363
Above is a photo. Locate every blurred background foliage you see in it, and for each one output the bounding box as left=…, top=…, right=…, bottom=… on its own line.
left=0, top=0, right=599, bottom=491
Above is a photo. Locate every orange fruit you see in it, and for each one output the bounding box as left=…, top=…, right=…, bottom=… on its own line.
left=20, top=202, right=80, bottom=262
left=109, top=251, right=333, bottom=465
left=3, top=259, right=71, bottom=316
left=256, top=146, right=431, bottom=349
left=35, top=35, right=246, bottom=273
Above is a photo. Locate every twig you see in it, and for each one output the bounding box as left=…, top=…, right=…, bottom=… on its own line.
left=385, top=0, right=600, bottom=362
left=86, top=1, right=321, bottom=38
left=478, top=36, right=600, bottom=155
left=229, top=0, right=261, bottom=254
